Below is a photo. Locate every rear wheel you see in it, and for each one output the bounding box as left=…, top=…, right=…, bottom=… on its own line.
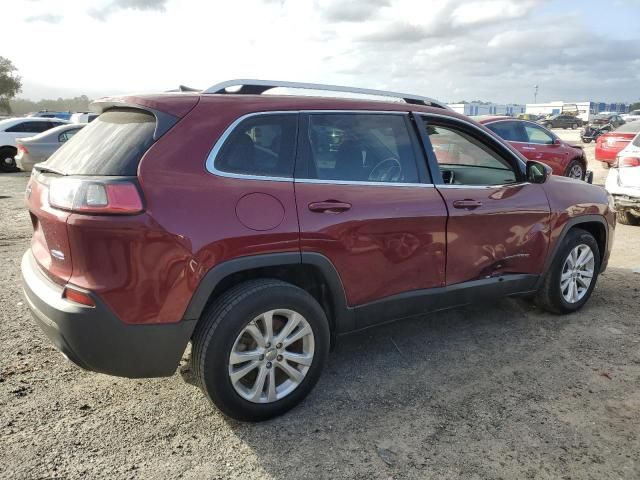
left=192, top=279, right=330, bottom=421
left=565, top=159, right=585, bottom=180
left=535, top=228, right=600, bottom=314
left=0, top=147, right=18, bottom=173
left=618, top=210, right=640, bottom=226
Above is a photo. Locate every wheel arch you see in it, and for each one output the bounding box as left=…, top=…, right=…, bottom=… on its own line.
left=183, top=252, right=354, bottom=340
left=538, top=214, right=609, bottom=289
left=564, top=155, right=587, bottom=177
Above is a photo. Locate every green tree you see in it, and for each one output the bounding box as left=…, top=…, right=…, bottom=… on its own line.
left=0, top=56, right=22, bottom=114
left=630, top=101, right=640, bottom=111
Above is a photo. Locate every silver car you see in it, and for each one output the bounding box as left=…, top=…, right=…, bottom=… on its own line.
left=15, top=123, right=85, bottom=172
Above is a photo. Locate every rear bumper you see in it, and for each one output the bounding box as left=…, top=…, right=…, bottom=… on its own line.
left=21, top=250, right=196, bottom=378
left=595, top=147, right=617, bottom=162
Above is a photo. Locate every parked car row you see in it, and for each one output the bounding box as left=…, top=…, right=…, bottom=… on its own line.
left=0, top=113, right=93, bottom=172
left=0, top=117, right=69, bottom=172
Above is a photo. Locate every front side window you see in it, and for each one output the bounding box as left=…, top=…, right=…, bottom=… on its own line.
left=215, top=114, right=297, bottom=178
left=424, top=122, right=517, bottom=186
left=524, top=124, right=554, bottom=145
left=301, top=114, right=419, bottom=183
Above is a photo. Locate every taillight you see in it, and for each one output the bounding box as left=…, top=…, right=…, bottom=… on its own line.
left=48, top=178, right=144, bottom=214
left=618, top=156, right=640, bottom=168
left=17, top=144, right=29, bottom=154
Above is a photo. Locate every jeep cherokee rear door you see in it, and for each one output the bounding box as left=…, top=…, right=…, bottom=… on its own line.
left=416, top=114, right=550, bottom=286
left=294, top=112, right=447, bottom=324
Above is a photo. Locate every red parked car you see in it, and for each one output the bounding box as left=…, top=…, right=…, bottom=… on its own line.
left=479, top=116, right=589, bottom=180
left=595, top=121, right=640, bottom=167
left=22, top=80, right=615, bottom=421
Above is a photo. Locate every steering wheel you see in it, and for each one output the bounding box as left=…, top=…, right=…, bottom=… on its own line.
left=368, top=158, right=402, bottom=182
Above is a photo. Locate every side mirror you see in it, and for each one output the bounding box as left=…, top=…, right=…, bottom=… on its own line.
left=526, top=160, right=552, bottom=184
left=553, top=138, right=562, bottom=145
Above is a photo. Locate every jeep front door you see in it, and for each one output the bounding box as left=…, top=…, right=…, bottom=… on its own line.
left=417, top=115, right=550, bottom=286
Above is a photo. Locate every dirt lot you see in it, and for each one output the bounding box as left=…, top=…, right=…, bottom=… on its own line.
left=1, top=133, right=639, bottom=479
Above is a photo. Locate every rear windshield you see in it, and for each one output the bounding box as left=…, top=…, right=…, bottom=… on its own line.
left=45, top=108, right=156, bottom=175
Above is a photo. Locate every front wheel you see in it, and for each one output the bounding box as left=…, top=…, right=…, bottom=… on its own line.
left=535, top=228, right=600, bottom=314
left=582, top=137, right=592, bottom=144
left=565, top=159, right=585, bottom=180
left=191, top=279, right=330, bottom=421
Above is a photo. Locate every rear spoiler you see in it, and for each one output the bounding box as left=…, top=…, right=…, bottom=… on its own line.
left=90, top=98, right=194, bottom=141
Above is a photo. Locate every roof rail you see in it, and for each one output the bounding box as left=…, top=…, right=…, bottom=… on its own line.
left=202, top=79, right=449, bottom=109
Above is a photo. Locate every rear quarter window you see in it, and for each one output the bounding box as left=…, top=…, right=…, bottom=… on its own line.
left=214, top=114, right=298, bottom=178
left=45, top=108, right=156, bottom=175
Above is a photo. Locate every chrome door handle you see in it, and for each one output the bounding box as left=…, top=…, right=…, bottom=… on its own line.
left=452, top=199, right=483, bottom=209
left=308, top=200, right=352, bottom=213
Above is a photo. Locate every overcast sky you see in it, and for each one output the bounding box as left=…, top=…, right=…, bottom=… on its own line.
left=7, top=0, right=640, bottom=104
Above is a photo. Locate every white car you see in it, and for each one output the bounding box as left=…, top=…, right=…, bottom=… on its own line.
left=606, top=130, right=640, bottom=226
left=621, top=109, right=640, bottom=123
left=70, top=112, right=99, bottom=123
left=0, top=117, right=68, bottom=172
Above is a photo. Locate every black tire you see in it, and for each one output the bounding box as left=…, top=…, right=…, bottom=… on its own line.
left=564, top=159, right=585, bottom=180
left=617, top=210, right=640, bottom=226
left=571, top=123, right=578, bottom=129
left=191, top=279, right=330, bottom=421
left=0, top=147, right=18, bottom=173
left=582, top=138, right=592, bottom=144
left=535, top=228, right=601, bottom=314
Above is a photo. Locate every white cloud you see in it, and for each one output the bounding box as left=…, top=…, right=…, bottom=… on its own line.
left=7, top=0, right=640, bottom=103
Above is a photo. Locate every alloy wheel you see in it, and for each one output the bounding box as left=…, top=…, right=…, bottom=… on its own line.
left=568, top=164, right=583, bottom=179
left=228, top=309, right=315, bottom=403
left=560, top=244, right=595, bottom=303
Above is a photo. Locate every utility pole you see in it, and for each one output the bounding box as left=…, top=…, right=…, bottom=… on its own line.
left=534, top=84, right=539, bottom=104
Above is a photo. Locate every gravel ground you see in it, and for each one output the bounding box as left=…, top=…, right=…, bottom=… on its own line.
left=1, top=133, right=639, bottom=479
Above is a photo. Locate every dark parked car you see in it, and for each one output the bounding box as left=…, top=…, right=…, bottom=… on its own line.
left=538, top=114, right=583, bottom=129
left=480, top=117, right=589, bottom=180
left=22, top=80, right=615, bottom=421
left=15, top=123, right=85, bottom=172
left=591, top=113, right=625, bottom=129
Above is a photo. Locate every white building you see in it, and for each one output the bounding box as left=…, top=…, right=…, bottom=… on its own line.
left=526, top=101, right=630, bottom=123
left=447, top=102, right=526, bottom=117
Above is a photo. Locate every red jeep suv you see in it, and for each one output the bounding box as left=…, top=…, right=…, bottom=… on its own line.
left=22, top=80, right=615, bottom=421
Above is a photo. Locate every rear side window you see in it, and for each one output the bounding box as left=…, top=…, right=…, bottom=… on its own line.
left=215, top=114, right=297, bottom=178
left=45, top=108, right=156, bottom=175
left=6, top=121, right=52, bottom=133
left=485, top=121, right=527, bottom=142
left=300, top=113, right=419, bottom=183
